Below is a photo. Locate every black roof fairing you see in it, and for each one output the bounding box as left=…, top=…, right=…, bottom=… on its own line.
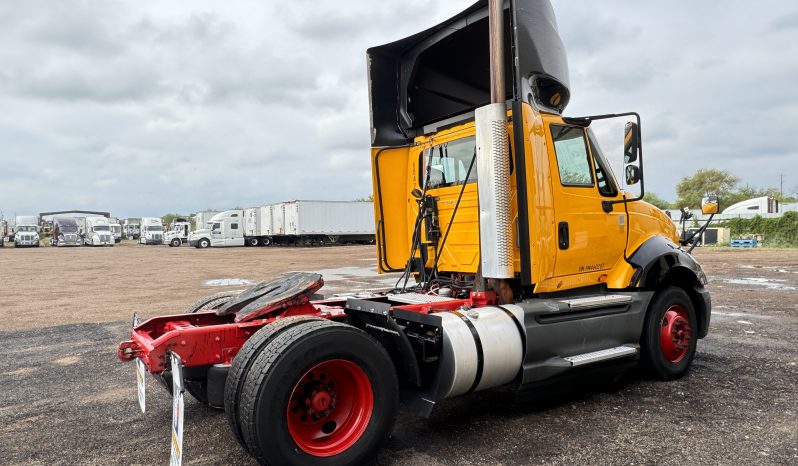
left=367, top=0, right=570, bottom=147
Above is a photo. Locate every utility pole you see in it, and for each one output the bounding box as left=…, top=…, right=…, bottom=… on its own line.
left=780, top=173, right=784, bottom=198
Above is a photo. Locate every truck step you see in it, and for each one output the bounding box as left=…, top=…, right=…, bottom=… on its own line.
left=556, top=294, right=632, bottom=309
left=563, top=345, right=637, bottom=366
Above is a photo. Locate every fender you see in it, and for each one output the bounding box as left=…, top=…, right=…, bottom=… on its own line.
left=627, top=235, right=711, bottom=338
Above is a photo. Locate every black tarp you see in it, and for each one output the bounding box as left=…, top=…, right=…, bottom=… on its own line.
left=367, top=0, right=570, bottom=147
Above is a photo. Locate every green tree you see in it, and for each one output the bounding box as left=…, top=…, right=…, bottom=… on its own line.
left=643, top=192, right=672, bottom=210
left=353, top=195, right=374, bottom=202
left=675, top=169, right=739, bottom=209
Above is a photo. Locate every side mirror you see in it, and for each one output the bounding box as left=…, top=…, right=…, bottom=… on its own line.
left=411, top=188, right=423, bottom=199
left=625, top=165, right=641, bottom=185
left=701, top=193, right=719, bottom=215
left=623, top=122, right=639, bottom=163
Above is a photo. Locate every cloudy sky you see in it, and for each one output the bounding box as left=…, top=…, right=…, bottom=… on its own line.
left=1, top=0, right=796, bottom=218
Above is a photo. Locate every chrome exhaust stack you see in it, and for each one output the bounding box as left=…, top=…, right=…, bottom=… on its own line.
left=475, top=0, right=513, bottom=279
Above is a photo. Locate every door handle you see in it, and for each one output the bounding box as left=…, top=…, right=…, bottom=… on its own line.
left=558, top=222, right=569, bottom=250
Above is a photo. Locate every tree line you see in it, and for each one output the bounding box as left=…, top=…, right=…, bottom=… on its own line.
left=643, top=169, right=797, bottom=210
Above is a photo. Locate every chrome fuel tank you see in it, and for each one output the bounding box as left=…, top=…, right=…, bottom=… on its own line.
left=432, top=305, right=524, bottom=399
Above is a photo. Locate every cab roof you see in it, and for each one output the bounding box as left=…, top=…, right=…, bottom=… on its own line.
left=367, top=0, right=570, bottom=147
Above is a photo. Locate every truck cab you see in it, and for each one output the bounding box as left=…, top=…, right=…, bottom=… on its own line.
left=164, top=218, right=192, bottom=247
left=13, top=216, right=40, bottom=247
left=123, top=220, right=140, bottom=240
left=83, top=217, right=114, bottom=246
left=139, top=217, right=164, bottom=245
left=51, top=217, right=81, bottom=246
left=188, top=210, right=244, bottom=248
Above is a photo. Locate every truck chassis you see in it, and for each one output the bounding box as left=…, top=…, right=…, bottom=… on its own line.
left=120, top=268, right=709, bottom=465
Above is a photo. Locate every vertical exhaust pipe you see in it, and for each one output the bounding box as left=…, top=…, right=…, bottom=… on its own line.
left=475, top=0, right=513, bottom=279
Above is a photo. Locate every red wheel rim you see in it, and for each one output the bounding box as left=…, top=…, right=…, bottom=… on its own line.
left=659, top=305, right=692, bottom=363
left=286, top=359, right=373, bottom=457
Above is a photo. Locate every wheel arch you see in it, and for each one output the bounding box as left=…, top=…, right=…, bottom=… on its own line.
left=628, top=236, right=711, bottom=338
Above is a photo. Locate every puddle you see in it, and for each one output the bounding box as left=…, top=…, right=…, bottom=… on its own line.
left=724, top=277, right=797, bottom=291
left=739, top=265, right=798, bottom=274
left=204, top=278, right=256, bottom=287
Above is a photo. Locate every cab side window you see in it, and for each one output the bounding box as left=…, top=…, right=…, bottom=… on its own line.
left=421, top=136, right=477, bottom=189
left=551, top=125, right=594, bottom=187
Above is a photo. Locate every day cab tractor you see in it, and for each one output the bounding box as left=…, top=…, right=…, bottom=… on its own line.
left=117, top=1, right=715, bottom=464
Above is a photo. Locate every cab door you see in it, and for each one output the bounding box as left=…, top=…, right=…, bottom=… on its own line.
left=227, top=220, right=244, bottom=246
left=545, top=122, right=627, bottom=278
left=210, top=222, right=224, bottom=247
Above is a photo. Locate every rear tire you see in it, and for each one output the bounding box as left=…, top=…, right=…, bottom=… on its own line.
left=641, top=286, right=698, bottom=380
left=224, top=316, right=326, bottom=450
left=248, top=237, right=260, bottom=247
left=238, top=320, right=398, bottom=465
left=184, top=290, right=242, bottom=314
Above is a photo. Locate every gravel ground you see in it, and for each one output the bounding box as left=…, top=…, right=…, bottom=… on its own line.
left=0, top=244, right=796, bottom=465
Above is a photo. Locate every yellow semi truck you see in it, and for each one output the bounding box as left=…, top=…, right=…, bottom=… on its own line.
left=119, top=1, right=714, bottom=464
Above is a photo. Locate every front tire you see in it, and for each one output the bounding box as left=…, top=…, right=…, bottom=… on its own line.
left=641, top=286, right=698, bottom=380
left=198, top=238, right=210, bottom=249
left=238, top=320, right=398, bottom=465
left=170, top=238, right=181, bottom=247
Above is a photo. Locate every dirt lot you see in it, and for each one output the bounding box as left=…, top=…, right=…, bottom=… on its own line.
left=0, top=244, right=796, bottom=465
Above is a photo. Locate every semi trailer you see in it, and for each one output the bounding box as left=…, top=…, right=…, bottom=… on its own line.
left=119, top=2, right=714, bottom=465
left=13, top=215, right=40, bottom=247
left=51, top=217, right=82, bottom=247
left=139, top=217, right=164, bottom=245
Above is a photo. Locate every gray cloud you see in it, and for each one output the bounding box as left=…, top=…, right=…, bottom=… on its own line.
left=0, top=0, right=796, bottom=219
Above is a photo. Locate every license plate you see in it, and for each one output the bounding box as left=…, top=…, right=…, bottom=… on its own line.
left=135, top=358, right=146, bottom=414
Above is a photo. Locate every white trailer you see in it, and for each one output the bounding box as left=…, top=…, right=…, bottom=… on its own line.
left=243, top=206, right=274, bottom=246
left=13, top=215, right=40, bottom=247
left=193, top=211, right=219, bottom=230
left=188, top=210, right=244, bottom=248
left=139, top=217, right=164, bottom=245
left=277, top=200, right=375, bottom=245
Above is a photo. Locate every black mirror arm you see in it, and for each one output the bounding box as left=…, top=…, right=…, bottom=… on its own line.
left=574, top=111, right=644, bottom=210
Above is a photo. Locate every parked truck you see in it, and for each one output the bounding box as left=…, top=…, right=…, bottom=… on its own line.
left=119, top=2, right=715, bottom=465
left=107, top=217, right=122, bottom=243
left=82, top=217, right=114, bottom=246
left=123, top=219, right=140, bottom=240
left=0, top=219, right=6, bottom=246
left=51, top=217, right=82, bottom=247
left=164, top=217, right=192, bottom=247
left=188, top=210, right=243, bottom=248
left=13, top=215, right=40, bottom=247
left=139, top=217, right=164, bottom=245
left=193, top=211, right=219, bottom=230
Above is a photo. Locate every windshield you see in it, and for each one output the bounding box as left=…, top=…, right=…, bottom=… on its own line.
left=94, top=225, right=110, bottom=231
left=60, top=225, right=78, bottom=233
left=111, top=226, right=121, bottom=232
left=18, top=226, right=37, bottom=232
left=147, top=226, right=163, bottom=232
